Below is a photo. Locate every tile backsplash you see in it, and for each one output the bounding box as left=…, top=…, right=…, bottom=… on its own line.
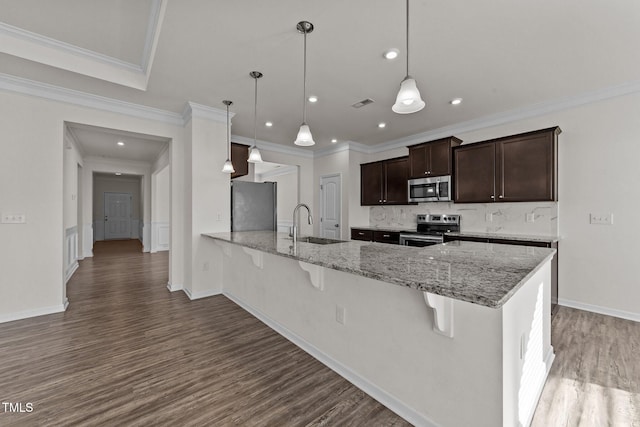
left=370, top=202, right=558, bottom=236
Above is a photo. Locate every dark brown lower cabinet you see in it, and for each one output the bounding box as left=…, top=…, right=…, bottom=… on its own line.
left=350, top=228, right=400, bottom=245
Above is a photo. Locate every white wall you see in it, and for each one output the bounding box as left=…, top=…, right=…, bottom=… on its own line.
left=62, top=127, right=83, bottom=292
left=256, top=166, right=298, bottom=233
left=0, top=89, right=186, bottom=322
left=314, top=149, right=350, bottom=240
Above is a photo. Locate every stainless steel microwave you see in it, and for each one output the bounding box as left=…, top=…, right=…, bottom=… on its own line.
left=408, top=175, right=451, bottom=202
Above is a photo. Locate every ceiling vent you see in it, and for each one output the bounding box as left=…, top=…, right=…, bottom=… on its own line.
left=352, top=98, right=375, bottom=108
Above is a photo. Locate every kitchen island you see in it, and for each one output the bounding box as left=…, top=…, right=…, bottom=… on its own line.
left=203, top=231, right=556, bottom=427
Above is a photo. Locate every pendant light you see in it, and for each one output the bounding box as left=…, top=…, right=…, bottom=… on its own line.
left=248, top=71, right=264, bottom=163
left=392, top=0, right=425, bottom=114
left=221, top=100, right=235, bottom=174
left=294, top=21, right=315, bottom=146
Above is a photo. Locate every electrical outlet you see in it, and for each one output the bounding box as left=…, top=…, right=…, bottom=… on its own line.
left=216, top=213, right=222, bottom=221
left=525, top=213, right=535, bottom=223
left=590, top=213, right=613, bottom=225
left=336, top=306, right=346, bottom=325
left=1, top=213, right=26, bottom=224
left=485, top=213, right=493, bottom=222
left=203, top=262, right=210, bottom=271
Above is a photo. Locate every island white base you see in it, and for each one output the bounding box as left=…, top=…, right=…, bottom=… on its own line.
left=214, top=241, right=554, bottom=427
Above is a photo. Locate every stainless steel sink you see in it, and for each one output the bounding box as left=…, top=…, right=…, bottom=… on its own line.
left=295, top=236, right=345, bottom=245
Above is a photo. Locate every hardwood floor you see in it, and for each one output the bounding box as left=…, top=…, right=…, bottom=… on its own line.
left=1, top=241, right=638, bottom=426
left=0, top=240, right=410, bottom=426
left=532, top=306, right=640, bottom=426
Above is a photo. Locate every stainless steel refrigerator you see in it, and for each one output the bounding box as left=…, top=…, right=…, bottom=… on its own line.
left=230, top=181, right=277, bottom=231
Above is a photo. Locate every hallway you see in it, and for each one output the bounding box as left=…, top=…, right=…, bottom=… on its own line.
left=0, top=241, right=409, bottom=426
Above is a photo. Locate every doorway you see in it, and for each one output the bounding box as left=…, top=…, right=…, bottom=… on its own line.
left=319, top=174, right=341, bottom=239
left=104, top=192, right=133, bottom=240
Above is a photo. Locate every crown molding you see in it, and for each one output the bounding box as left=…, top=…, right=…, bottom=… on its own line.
left=313, top=141, right=373, bottom=157
left=371, top=79, right=640, bottom=152
left=0, top=22, right=151, bottom=90
left=256, top=165, right=298, bottom=179
left=0, top=1, right=166, bottom=90
left=182, top=102, right=232, bottom=124
left=0, top=73, right=184, bottom=125
left=141, top=0, right=166, bottom=75
left=232, top=135, right=314, bottom=159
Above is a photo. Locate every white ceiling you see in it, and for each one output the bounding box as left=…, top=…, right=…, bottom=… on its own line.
left=67, top=122, right=169, bottom=163
left=2, top=0, right=639, bottom=151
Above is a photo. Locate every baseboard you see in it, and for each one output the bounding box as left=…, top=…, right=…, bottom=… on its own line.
left=223, top=291, right=436, bottom=427
left=64, top=261, right=79, bottom=283
left=183, top=287, right=222, bottom=300
left=559, top=298, right=640, bottom=322
left=166, top=282, right=183, bottom=292
left=0, top=303, right=68, bottom=324
left=63, top=298, right=69, bottom=310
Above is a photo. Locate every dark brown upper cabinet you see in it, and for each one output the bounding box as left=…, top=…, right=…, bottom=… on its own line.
left=231, top=143, right=249, bottom=179
left=361, top=156, right=410, bottom=206
left=408, top=136, right=462, bottom=179
left=453, top=127, right=560, bottom=203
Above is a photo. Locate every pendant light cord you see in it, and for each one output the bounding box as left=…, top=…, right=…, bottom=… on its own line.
left=302, top=28, right=307, bottom=124
left=406, top=0, right=410, bottom=77
left=227, top=103, right=231, bottom=158
left=254, top=76, right=258, bottom=145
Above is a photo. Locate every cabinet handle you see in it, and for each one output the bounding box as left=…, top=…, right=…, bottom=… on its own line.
left=379, top=199, right=382, bottom=202
left=358, top=232, right=365, bottom=235
left=490, top=195, right=495, bottom=199
left=383, top=234, right=390, bottom=238
left=499, top=195, right=504, bottom=199
left=383, top=200, right=387, bottom=202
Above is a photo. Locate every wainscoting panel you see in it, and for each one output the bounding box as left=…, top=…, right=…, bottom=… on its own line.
left=83, top=223, right=93, bottom=258
left=151, top=222, right=170, bottom=253
left=64, top=226, right=79, bottom=283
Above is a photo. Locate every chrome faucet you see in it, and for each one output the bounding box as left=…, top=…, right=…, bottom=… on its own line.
left=292, top=203, right=313, bottom=246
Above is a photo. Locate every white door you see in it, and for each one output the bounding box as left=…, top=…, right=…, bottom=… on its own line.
left=320, top=174, right=341, bottom=238
left=104, top=192, right=132, bottom=240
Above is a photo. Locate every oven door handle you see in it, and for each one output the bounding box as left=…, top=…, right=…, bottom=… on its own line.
left=435, top=180, right=440, bottom=200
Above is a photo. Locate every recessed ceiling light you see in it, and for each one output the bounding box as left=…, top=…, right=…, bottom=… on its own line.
left=265, top=121, right=273, bottom=127
left=115, top=172, right=122, bottom=176
left=117, top=141, right=125, bottom=146
left=378, top=122, right=386, bottom=128
left=331, top=139, right=337, bottom=143
left=450, top=98, right=463, bottom=105
left=383, top=49, right=399, bottom=60
left=308, top=96, right=318, bottom=103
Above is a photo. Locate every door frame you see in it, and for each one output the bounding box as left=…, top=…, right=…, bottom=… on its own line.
left=319, top=173, right=342, bottom=239
left=104, top=191, right=133, bottom=240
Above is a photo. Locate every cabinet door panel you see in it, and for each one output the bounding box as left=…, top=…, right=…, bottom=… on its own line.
left=361, top=162, right=383, bottom=205
left=409, top=145, right=428, bottom=179
left=384, top=158, right=409, bottom=204
left=453, top=143, right=496, bottom=203
left=429, top=140, right=452, bottom=176
left=231, top=143, right=249, bottom=179
left=498, top=133, right=555, bottom=201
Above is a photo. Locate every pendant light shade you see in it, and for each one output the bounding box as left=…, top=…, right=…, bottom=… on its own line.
left=392, top=0, right=425, bottom=114
left=221, top=100, right=235, bottom=174
left=392, top=76, right=425, bottom=114
left=248, top=71, right=264, bottom=163
left=294, top=124, right=314, bottom=146
left=248, top=146, right=262, bottom=162
left=294, top=21, right=315, bottom=146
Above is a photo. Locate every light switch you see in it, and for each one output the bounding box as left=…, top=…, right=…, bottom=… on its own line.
left=1, top=213, right=27, bottom=224
left=589, top=213, right=613, bottom=225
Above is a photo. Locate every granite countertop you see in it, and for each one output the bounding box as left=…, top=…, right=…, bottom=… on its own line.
left=203, top=231, right=556, bottom=309
left=445, top=231, right=559, bottom=243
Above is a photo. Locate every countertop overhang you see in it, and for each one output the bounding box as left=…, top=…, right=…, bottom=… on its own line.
left=203, top=231, right=556, bottom=308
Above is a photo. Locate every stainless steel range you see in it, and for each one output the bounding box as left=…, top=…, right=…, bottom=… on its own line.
left=399, top=214, right=460, bottom=247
